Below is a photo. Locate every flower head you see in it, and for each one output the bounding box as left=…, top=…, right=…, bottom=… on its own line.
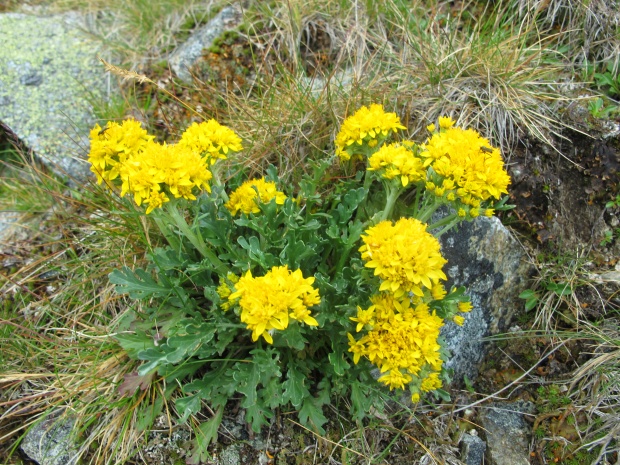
left=335, top=104, right=406, bottom=161
left=228, top=266, right=319, bottom=344
left=347, top=293, right=444, bottom=392
left=367, top=143, right=426, bottom=187
left=178, top=119, right=243, bottom=164
left=421, top=122, right=510, bottom=204
left=359, top=218, right=447, bottom=298
left=87, top=119, right=153, bottom=185
left=225, top=178, right=287, bottom=215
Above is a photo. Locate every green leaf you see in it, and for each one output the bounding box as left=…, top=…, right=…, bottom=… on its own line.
left=350, top=382, right=372, bottom=422
left=299, top=397, right=327, bottom=434
left=233, top=362, right=260, bottom=407
left=109, top=267, right=173, bottom=300
left=283, top=366, right=310, bottom=408
left=176, top=395, right=202, bottom=423
left=275, top=324, right=307, bottom=350
left=328, top=351, right=350, bottom=377
left=245, top=402, right=273, bottom=433
left=187, top=406, right=224, bottom=465
left=115, top=332, right=156, bottom=359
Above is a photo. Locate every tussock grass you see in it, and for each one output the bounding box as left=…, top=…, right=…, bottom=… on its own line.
left=0, top=151, right=163, bottom=463
left=517, top=0, right=620, bottom=73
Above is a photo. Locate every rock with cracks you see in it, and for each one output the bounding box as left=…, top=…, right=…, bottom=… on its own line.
left=168, top=4, right=243, bottom=83
left=438, top=215, right=533, bottom=382
left=0, top=11, right=112, bottom=181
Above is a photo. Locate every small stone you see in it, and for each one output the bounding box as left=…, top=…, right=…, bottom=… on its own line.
left=478, top=401, right=535, bottom=465
left=21, top=415, right=79, bottom=465
left=460, top=433, right=486, bottom=465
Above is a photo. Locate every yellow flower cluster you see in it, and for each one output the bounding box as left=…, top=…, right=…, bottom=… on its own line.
left=347, top=293, right=444, bottom=392
left=335, top=104, right=406, bottom=161
left=225, top=178, right=287, bottom=215
left=367, top=143, right=426, bottom=187
left=87, top=118, right=242, bottom=213
left=88, top=119, right=153, bottom=185
left=359, top=218, right=447, bottom=298
left=421, top=121, right=510, bottom=207
left=179, top=120, right=243, bottom=164
left=228, top=266, right=320, bottom=344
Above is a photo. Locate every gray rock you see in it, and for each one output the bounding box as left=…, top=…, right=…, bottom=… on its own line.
left=439, top=216, right=533, bottom=381
left=21, top=415, right=79, bottom=465
left=460, top=432, right=487, bottom=465
left=168, top=4, right=243, bottom=83
left=478, top=401, right=535, bottom=465
left=0, top=12, right=112, bottom=181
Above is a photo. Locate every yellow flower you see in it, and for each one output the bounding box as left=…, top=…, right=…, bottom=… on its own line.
left=225, top=178, right=287, bottom=215
left=411, top=392, right=421, bottom=403
left=228, top=266, right=319, bottom=344
left=178, top=119, right=243, bottom=164
left=431, top=283, right=447, bottom=300
left=379, top=369, right=412, bottom=390
left=335, top=104, right=406, bottom=161
left=420, top=122, right=511, bottom=204
left=87, top=119, right=153, bottom=185
left=347, top=294, right=444, bottom=393
left=367, top=143, right=426, bottom=187
left=144, top=190, right=170, bottom=214
left=359, top=218, right=447, bottom=298
left=458, top=301, right=473, bottom=313
left=426, top=123, right=436, bottom=133
left=350, top=306, right=375, bottom=332
left=420, top=371, right=442, bottom=392
left=118, top=141, right=213, bottom=212
left=438, top=116, right=455, bottom=129
left=453, top=315, right=465, bottom=326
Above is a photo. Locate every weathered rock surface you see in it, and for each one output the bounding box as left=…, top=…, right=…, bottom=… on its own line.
left=460, top=431, right=487, bottom=465
left=439, top=215, right=533, bottom=381
left=478, top=401, right=535, bottom=465
left=0, top=11, right=111, bottom=180
left=168, top=4, right=243, bottom=83
left=21, top=415, right=79, bottom=465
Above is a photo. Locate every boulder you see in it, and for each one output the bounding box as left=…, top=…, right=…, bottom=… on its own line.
left=439, top=215, right=534, bottom=381
left=0, top=11, right=112, bottom=181
left=168, top=4, right=243, bottom=83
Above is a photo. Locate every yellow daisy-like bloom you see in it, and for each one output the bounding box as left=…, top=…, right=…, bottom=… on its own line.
left=118, top=141, right=213, bottom=211
left=225, top=178, right=287, bottom=215
left=458, top=301, right=473, bottom=313
left=367, top=143, right=426, bottom=187
left=438, top=116, right=456, bottom=129
left=421, top=123, right=511, bottom=205
left=347, top=293, right=444, bottom=392
left=178, top=119, right=243, bottom=164
left=335, top=104, right=406, bottom=161
left=228, top=266, right=319, bottom=344
left=420, top=371, right=442, bottom=392
left=453, top=315, right=465, bottom=326
left=87, top=119, right=153, bottom=185
left=359, top=218, right=447, bottom=298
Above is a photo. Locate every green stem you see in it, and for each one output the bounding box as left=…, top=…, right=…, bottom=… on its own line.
left=427, top=212, right=459, bottom=232
left=379, top=183, right=402, bottom=222
left=151, top=214, right=181, bottom=252
left=429, top=214, right=461, bottom=238
left=416, top=197, right=443, bottom=223
left=164, top=202, right=229, bottom=275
